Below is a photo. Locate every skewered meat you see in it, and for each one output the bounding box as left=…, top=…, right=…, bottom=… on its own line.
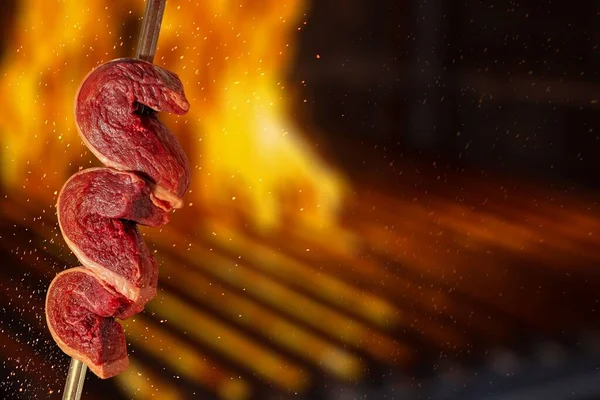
left=45, top=58, right=190, bottom=379
left=46, top=268, right=130, bottom=379
left=56, top=168, right=168, bottom=315
left=75, top=58, right=190, bottom=209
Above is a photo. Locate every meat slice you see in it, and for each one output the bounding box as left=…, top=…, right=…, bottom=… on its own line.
left=46, top=268, right=131, bottom=379
left=46, top=57, right=190, bottom=380
left=57, top=168, right=168, bottom=314
left=75, top=58, right=191, bottom=209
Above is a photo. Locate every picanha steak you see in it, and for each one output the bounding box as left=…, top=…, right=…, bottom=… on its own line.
left=45, top=58, right=190, bottom=379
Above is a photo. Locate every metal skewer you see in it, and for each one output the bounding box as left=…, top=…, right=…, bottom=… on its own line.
left=61, top=1, right=167, bottom=399
left=135, top=0, right=167, bottom=114
left=62, top=359, right=87, bottom=400
left=136, top=0, right=167, bottom=63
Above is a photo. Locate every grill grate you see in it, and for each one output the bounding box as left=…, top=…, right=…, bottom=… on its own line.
left=1, top=169, right=600, bottom=399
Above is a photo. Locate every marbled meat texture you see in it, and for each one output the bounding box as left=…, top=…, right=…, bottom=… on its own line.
left=75, top=58, right=190, bottom=208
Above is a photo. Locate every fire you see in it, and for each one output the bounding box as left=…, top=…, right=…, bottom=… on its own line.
left=0, top=0, right=350, bottom=242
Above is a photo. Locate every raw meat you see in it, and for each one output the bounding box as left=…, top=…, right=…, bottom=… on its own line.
left=57, top=168, right=168, bottom=314
left=45, top=58, right=190, bottom=379
left=75, top=58, right=190, bottom=209
left=46, top=268, right=130, bottom=379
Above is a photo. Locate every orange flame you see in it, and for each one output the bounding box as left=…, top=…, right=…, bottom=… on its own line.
left=0, top=0, right=350, bottom=243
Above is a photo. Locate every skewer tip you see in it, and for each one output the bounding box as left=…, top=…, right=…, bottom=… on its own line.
left=62, top=358, right=87, bottom=400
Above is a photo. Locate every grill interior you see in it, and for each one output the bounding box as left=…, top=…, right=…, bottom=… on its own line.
left=2, top=161, right=600, bottom=399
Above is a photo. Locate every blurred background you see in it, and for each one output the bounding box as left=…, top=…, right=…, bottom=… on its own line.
left=1, top=0, right=600, bottom=399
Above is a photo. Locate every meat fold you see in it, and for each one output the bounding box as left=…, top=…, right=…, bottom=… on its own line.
left=46, top=268, right=131, bottom=379
left=57, top=168, right=168, bottom=316
left=75, top=58, right=191, bottom=209
left=46, top=58, right=190, bottom=379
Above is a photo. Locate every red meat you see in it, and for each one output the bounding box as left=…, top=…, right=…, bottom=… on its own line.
left=46, top=268, right=130, bottom=379
left=75, top=58, right=190, bottom=209
left=57, top=168, right=168, bottom=314
left=45, top=58, right=190, bottom=379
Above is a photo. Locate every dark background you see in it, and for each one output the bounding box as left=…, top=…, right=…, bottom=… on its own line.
left=293, top=0, right=600, bottom=190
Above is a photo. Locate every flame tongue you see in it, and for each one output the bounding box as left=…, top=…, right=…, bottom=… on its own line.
left=0, top=0, right=349, bottom=243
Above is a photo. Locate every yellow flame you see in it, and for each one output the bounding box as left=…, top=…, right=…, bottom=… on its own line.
left=0, top=0, right=349, bottom=240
